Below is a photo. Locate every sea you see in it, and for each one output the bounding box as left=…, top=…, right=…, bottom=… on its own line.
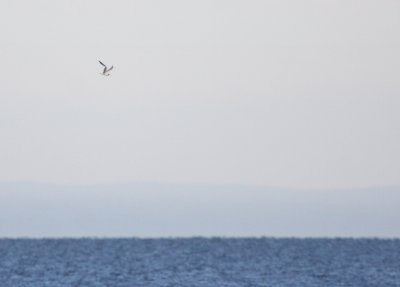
left=0, top=238, right=399, bottom=287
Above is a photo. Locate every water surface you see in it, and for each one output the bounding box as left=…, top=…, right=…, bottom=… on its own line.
left=0, top=238, right=399, bottom=286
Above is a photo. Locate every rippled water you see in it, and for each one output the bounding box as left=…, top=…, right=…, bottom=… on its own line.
left=0, top=238, right=399, bottom=286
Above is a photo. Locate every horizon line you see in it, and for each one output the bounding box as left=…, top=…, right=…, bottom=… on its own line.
left=0, top=179, right=399, bottom=192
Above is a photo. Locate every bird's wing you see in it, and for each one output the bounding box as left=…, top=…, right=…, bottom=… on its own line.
left=99, top=61, right=107, bottom=73
left=106, top=66, right=114, bottom=72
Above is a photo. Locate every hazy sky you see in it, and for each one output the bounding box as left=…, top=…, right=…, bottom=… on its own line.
left=1, top=182, right=400, bottom=237
left=1, top=0, right=399, bottom=189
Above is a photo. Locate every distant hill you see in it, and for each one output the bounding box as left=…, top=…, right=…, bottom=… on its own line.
left=0, top=181, right=399, bottom=238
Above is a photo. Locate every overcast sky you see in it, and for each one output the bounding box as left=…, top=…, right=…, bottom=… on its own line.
left=1, top=182, right=399, bottom=237
left=1, top=0, right=399, bottom=189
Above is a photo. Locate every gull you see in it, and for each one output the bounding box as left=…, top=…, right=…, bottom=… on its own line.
left=99, top=60, right=114, bottom=76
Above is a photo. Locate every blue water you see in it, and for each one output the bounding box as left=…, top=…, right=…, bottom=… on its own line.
left=0, top=238, right=399, bottom=286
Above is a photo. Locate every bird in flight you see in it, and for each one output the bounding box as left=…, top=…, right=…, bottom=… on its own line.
left=99, top=60, right=114, bottom=76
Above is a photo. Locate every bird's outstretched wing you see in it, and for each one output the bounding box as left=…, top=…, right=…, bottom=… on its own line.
left=99, top=61, right=107, bottom=73
left=106, top=66, right=114, bottom=73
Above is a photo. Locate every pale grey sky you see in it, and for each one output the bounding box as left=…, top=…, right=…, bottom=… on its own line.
left=1, top=182, right=399, bottom=237
left=1, top=0, right=400, bottom=189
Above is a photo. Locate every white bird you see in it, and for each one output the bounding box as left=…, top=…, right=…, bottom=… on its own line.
left=99, top=60, right=114, bottom=76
